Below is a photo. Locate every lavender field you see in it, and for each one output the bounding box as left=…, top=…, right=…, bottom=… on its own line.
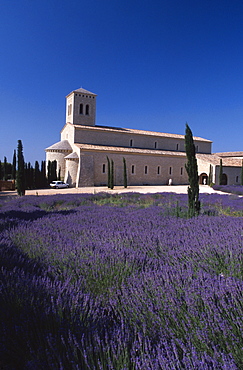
left=1, top=192, right=243, bottom=369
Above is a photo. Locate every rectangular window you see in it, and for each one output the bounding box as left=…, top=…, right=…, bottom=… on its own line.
left=131, top=165, right=135, bottom=174
left=157, top=166, right=160, bottom=175
left=130, top=139, right=133, bottom=147
left=169, top=166, right=172, bottom=175
left=144, top=165, right=148, bottom=174
left=102, top=164, right=106, bottom=173
left=154, top=141, right=157, bottom=149
left=176, top=143, right=179, bottom=151
left=180, top=167, right=183, bottom=175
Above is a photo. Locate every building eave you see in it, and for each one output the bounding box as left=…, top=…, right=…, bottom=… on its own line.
left=75, top=143, right=187, bottom=157
left=71, top=123, right=211, bottom=143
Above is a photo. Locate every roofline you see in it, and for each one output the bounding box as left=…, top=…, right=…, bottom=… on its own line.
left=66, top=88, right=97, bottom=98
left=63, top=122, right=211, bottom=143
left=75, top=143, right=187, bottom=157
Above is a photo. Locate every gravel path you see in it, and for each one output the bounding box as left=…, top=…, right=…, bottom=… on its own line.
left=0, top=185, right=225, bottom=199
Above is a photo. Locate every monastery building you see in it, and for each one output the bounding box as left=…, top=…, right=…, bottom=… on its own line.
left=46, top=88, right=243, bottom=187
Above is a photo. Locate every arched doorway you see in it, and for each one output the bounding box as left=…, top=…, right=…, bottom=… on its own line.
left=221, top=173, right=227, bottom=185
left=199, top=173, right=208, bottom=185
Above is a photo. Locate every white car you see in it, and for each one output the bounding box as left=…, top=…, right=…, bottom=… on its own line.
left=50, top=181, right=69, bottom=189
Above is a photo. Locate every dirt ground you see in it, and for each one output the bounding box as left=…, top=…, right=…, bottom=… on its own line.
left=0, top=185, right=224, bottom=200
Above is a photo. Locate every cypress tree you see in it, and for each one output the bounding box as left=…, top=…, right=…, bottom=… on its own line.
left=34, top=161, right=40, bottom=189
left=123, top=157, right=127, bottom=188
left=0, top=160, right=2, bottom=180
left=12, top=150, right=16, bottom=180
left=41, top=160, right=47, bottom=188
left=110, top=159, right=114, bottom=189
left=185, top=123, right=200, bottom=217
left=25, top=162, right=34, bottom=189
left=241, top=159, right=243, bottom=186
left=107, top=156, right=111, bottom=188
left=16, top=140, right=26, bottom=196
left=219, top=159, right=223, bottom=185
left=208, top=164, right=213, bottom=186
left=51, top=160, right=57, bottom=181
left=3, top=157, right=7, bottom=181
left=47, top=160, right=52, bottom=184
left=47, top=160, right=57, bottom=184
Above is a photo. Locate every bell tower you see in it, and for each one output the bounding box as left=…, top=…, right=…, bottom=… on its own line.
left=66, top=87, right=97, bottom=126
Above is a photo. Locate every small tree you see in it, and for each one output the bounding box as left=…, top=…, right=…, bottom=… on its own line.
left=3, top=156, right=8, bottom=181
left=123, top=157, right=127, bottom=188
left=12, top=150, right=16, bottom=180
left=16, top=140, right=26, bottom=196
left=34, top=161, right=41, bottom=189
left=25, top=162, right=33, bottom=189
left=41, top=160, right=47, bottom=188
left=219, top=159, right=223, bottom=185
left=47, top=160, right=57, bottom=184
left=0, top=160, right=2, bottom=180
left=110, top=159, right=114, bottom=189
left=241, top=159, right=243, bottom=186
left=185, top=123, right=200, bottom=217
left=107, top=156, right=111, bottom=188
left=208, top=164, right=213, bottom=186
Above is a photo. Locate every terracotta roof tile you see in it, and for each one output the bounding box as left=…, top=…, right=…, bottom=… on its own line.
left=215, top=151, right=243, bottom=157
left=75, top=143, right=187, bottom=157
left=69, top=123, right=211, bottom=143
left=45, top=140, right=72, bottom=151
left=66, top=88, right=97, bottom=97
left=197, top=153, right=242, bottom=167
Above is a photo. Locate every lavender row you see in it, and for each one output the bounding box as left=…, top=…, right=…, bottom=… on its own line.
left=213, top=184, right=243, bottom=196
left=0, top=193, right=243, bottom=368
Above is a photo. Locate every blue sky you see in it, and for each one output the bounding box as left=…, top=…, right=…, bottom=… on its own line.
left=1, top=0, right=243, bottom=165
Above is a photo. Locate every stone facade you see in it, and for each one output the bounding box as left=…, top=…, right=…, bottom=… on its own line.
left=46, top=87, right=242, bottom=187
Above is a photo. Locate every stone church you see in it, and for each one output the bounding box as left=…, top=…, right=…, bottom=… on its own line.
left=45, top=87, right=243, bottom=187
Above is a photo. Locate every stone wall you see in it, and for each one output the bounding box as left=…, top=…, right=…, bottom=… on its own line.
left=74, top=126, right=212, bottom=154
left=85, top=151, right=189, bottom=186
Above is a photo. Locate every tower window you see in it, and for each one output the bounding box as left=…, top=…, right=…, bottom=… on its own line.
left=176, top=143, right=179, bottom=151
left=102, top=164, right=106, bottom=173
left=180, top=167, right=183, bottom=175
left=130, top=139, right=133, bottom=147
left=154, top=141, right=158, bottom=149
left=131, top=165, right=135, bottom=174
left=157, top=166, right=160, bottom=175
left=68, top=104, right=72, bottom=116
left=144, top=166, right=148, bottom=174
left=236, top=175, right=239, bottom=182
left=79, top=104, right=83, bottom=114
left=169, top=167, right=172, bottom=175
left=85, top=104, right=89, bottom=115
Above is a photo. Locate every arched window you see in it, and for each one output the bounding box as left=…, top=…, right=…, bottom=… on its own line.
left=85, top=104, right=89, bottom=115
left=79, top=104, right=83, bottom=114
left=236, top=176, right=239, bottom=183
